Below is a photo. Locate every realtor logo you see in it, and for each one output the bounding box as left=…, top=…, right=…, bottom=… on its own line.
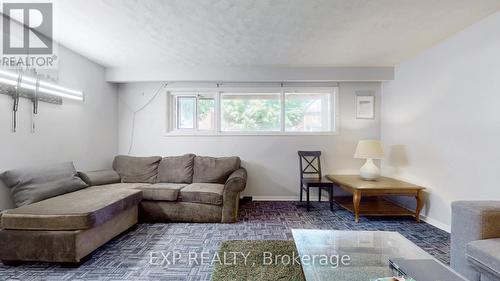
left=2, top=2, right=53, bottom=54
left=0, top=1, right=57, bottom=69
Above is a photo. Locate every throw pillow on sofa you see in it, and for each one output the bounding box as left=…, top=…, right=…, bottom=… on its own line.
left=157, top=154, right=195, bottom=183
left=78, top=169, right=121, bottom=186
left=1, top=162, right=88, bottom=207
left=113, top=155, right=162, bottom=183
left=193, top=156, right=241, bottom=184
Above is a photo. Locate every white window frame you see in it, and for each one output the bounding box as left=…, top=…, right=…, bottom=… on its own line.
left=176, top=95, right=196, bottom=129
left=166, top=87, right=339, bottom=136
left=167, top=91, right=218, bottom=134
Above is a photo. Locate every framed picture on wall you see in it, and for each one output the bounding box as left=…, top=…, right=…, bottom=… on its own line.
left=356, top=94, right=375, bottom=119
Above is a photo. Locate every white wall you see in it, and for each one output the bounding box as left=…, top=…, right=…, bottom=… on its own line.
left=0, top=46, right=118, bottom=210
left=117, top=82, right=381, bottom=199
left=381, top=10, right=500, bottom=231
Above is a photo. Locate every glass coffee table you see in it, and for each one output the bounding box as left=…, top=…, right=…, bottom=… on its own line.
left=292, top=229, right=466, bottom=281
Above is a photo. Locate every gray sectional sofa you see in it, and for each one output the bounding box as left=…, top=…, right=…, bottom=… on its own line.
left=451, top=201, right=500, bottom=281
left=0, top=154, right=247, bottom=264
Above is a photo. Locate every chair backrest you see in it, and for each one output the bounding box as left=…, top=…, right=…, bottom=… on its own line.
left=298, top=151, right=322, bottom=180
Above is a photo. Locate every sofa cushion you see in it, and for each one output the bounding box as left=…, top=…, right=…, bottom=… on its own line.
left=467, top=238, right=500, bottom=278
left=113, top=155, right=161, bottom=183
left=78, top=169, right=121, bottom=186
left=0, top=185, right=142, bottom=231
left=192, top=156, right=240, bottom=183
left=135, top=183, right=187, bottom=201
left=139, top=201, right=222, bottom=223
left=1, top=162, right=88, bottom=207
left=157, top=154, right=195, bottom=183
left=98, top=182, right=151, bottom=191
left=180, top=183, right=224, bottom=205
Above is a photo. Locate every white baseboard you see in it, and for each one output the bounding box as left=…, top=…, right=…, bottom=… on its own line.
left=384, top=197, right=451, bottom=232
left=419, top=215, right=451, bottom=232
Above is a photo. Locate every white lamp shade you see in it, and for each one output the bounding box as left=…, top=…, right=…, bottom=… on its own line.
left=354, top=140, right=384, bottom=159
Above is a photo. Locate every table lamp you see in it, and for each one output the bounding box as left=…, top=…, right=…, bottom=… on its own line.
left=354, top=140, right=384, bottom=180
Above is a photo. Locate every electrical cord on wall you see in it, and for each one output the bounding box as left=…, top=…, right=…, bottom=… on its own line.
left=120, top=83, right=168, bottom=155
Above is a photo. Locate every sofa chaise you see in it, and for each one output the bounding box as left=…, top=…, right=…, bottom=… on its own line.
left=0, top=154, right=247, bottom=264
left=451, top=201, right=500, bottom=281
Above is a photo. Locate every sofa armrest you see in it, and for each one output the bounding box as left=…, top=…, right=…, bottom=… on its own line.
left=221, top=168, right=247, bottom=223
left=78, top=169, right=121, bottom=186
left=224, top=168, right=247, bottom=193
left=451, top=201, right=500, bottom=281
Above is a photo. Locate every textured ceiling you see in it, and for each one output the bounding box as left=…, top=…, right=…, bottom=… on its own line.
left=51, top=0, right=500, bottom=68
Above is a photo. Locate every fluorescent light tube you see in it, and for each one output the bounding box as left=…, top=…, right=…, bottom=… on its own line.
left=0, top=77, right=18, bottom=86
left=0, top=69, right=19, bottom=80
left=0, top=69, right=84, bottom=101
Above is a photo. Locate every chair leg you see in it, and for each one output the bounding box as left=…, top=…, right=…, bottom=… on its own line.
left=306, top=187, right=310, bottom=211
left=329, top=187, right=334, bottom=211
left=299, top=185, right=303, bottom=202
left=1, top=260, right=22, bottom=266
left=318, top=188, right=321, bottom=202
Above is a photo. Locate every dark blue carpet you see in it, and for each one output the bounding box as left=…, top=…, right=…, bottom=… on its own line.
left=0, top=201, right=449, bottom=280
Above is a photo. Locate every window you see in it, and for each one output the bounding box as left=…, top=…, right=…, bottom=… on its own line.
left=221, top=93, right=281, bottom=132
left=168, top=87, right=337, bottom=135
left=285, top=92, right=331, bottom=132
left=177, top=96, right=195, bottom=129
left=172, top=93, right=216, bottom=131
left=197, top=97, right=215, bottom=130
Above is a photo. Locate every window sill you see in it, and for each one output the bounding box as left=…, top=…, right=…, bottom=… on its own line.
left=164, top=131, right=339, bottom=137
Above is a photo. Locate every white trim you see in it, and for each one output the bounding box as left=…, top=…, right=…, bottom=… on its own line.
left=164, top=131, right=339, bottom=137
left=215, top=90, right=221, bottom=132
left=385, top=197, right=451, bottom=232
left=419, top=214, right=451, bottom=233
left=280, top=89, right=286, bottom=132
left=333, top=89, right=340, bottom=133
left=165, top=91, right=172, bottom=131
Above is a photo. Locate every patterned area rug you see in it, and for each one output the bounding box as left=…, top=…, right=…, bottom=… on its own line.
left=210, top=240, right=305, bottom=281
left=0, top=201, right=450, bottom=281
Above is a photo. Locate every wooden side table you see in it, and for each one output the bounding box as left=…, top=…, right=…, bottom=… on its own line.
left=326, top=175, right=425, bottom=223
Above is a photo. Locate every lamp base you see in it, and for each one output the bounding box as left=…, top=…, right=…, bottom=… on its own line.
left=359, top=158, right=380, bottom=181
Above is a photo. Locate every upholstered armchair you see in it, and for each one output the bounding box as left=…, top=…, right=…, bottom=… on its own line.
left=451, top=201, right=500, bottom=281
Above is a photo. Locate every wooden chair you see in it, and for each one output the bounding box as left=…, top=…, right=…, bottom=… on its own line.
left=298, top=151, right=335, bottom=211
